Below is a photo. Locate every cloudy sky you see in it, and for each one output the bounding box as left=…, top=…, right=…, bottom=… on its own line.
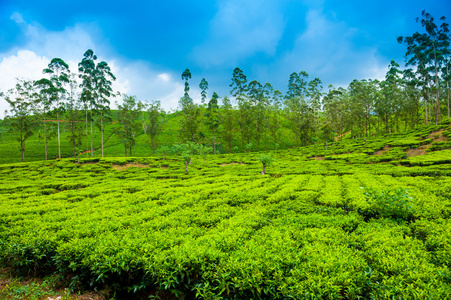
left=0, top=0, right=450, bottom=117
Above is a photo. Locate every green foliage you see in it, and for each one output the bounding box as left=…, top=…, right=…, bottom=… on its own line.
left=359, top=187, right=416, bottom=221
left=0, top=153, right=451, bottom=298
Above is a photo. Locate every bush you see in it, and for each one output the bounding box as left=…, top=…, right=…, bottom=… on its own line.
left=358, top=187, right=416, bottom=222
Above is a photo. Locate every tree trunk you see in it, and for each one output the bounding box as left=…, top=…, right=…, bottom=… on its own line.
left=86, top=108, right=89, bottom=158
left=57, top=109, right=61, bottom=159
left=101, top=111, right=104, bottom=157
left=90, top=109, right=94, bottom=157
left=185, top=161, right=188, bottom=173
left=261, top=164, right=266, bottom=175
left=44, top=114, right=47, bottom=161
left=213, top=135, right=216, bottom=155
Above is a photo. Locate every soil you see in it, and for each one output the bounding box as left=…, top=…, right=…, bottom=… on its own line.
left=311, top=156, right=325, bottom=161
left=220, top=162, right=244, bottom=166
left=112, top=163, right=150, bottom=171
left=373, top=146, right=390, bottom=156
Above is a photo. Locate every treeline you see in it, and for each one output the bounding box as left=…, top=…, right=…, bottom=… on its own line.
left=1, top=10, right=450, bottom=162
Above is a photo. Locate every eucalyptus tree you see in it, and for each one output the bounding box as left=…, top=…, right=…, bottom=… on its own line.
left=442, top=54, right=451, bottom=119
left=44, top=58, right=70, bottom=159
left=398, top=11, right=450, bottom=124
left=402, top=68, right=422, bottom=127
left=146, top=100, right=163, bottom=156
left=116, top=95, right=145, bottom=156
left=348, top=79, right=378, bottom=137
left=248, top=80, right=268, bottom=151
left=179, top=95, right=201, bottom=142
left=199, top=78, right=208, bottom=104
left=284, top=95, right=303, bottom=146
left=377, top=60, right=403, bottom=133
left=307, top=77, right=323, bottom=138
left=205, top=92, right=220, bottom=154
left=323, top=86, right=348, bottom=140
left=230, top=68, right=251, bottom=150
left=65, top=73, right=83, bottom=158
left=219, top=95, right=236, bottom=153
left=182, top=68, right=192, bottom=98
left=95, top=61, right=116, bottom=157
left=269, top=89, right=282, bottom=147
left=3, top=79, right=38, bottom=162
left=417, top=11, right=450, bottom=123
left=229, top=67, right=248, bottom=99
left=34, top=78, right=57, bottom=160
left=78, top=49, right=97, bottom=157
left=179, top=69, right=200, bottom=142
left=286, top=71, right=309, bottom=99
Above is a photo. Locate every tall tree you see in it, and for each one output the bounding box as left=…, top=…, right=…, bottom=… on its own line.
left=146, top=100, right=163, bottom=156
left=66, top=73, right=83, bottom=158
left=205, top=92, right=220, bottom=154
left=94, top=60, right=116, bottom=157
left=44, top=58, right=70, bottom=159
left=182, top=68, right=192, bottom=98
left=3, top=79, right=38, bottom=162
left=199, top=78, right=209, bottom=104
left=398, top=11, right=450, bottom=124
left=116, top=95, right=145, bottom=156
left=34, top=78, right=57, bottom=160
left=180, top=69, right=200, bottom=142
left=229, top=67, right=248, bottom=99
left=78, top=49, right=97, bottom=157
left=219, top=95, right=236, bottom=153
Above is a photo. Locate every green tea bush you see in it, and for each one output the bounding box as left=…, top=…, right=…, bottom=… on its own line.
left=358, top=187, right=415, bottom=222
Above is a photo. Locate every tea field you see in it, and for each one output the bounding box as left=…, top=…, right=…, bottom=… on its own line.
left=1, top=125, right=451, bottom=299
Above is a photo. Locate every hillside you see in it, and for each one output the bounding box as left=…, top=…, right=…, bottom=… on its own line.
left=0, top=123, right=450, bottom=299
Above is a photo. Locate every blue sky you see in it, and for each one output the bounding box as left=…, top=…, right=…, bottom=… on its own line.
left=1, top=0, right=450, bottom=116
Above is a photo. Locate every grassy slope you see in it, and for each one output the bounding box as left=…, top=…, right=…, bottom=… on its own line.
left=0, top=122, right=450, bottom=299
left=0, top=109, right=298, bottom=164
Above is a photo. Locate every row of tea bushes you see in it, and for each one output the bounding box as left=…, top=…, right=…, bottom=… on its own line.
left=1, top=155, right=451, bottom=298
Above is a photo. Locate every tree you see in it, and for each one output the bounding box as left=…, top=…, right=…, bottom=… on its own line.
left=44, top=58, right=70, bottom=159
left=248, top=80, right=268, bottom=151
left=324, top=86, right=349, bottom=141
left=145, top=101, right=163, bottom=156
left=229, top=67, right=247, bottom=98
left=286, top=71, right=309, bottom=99
left=3, top=79, right=38, bottom=162
left=179, top=69, right=200, bottom=142
left=245, top=142, right=253, bottom=155
left=199, top=78, right=208, bottom=104
left=205, top=92, right=220, bottom=154
left=78, top=49, right=97, bottom=157
left=34, top=78, right=57, bottom=160
left=95, top=60, right=116, bottom=157
left=182, top=151, right=191, bottom=173
left=157, top=145, right=170, bottom=159
left=116, top=95, right=145, bottom=156
left=196, top=143, right=212, bottom=163
left=219, top=96, right=236, bottom=153
left=257, top=154, right=275, bottom=175
left=65, top=73, right=83, bottom=158
left=182, top=68, right=191, bottom=98
left=398, top=11, right=450, bottom=125
left=320, top=123, right=334, bottom=150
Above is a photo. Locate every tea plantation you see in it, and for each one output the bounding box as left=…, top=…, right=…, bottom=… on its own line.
left=0, top=124, right=451, bottom=299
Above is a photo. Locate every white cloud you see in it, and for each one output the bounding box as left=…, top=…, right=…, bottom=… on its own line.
left=190, top=0, right=285, bottom=67
left=158, top=73, right=170, bottom=82
left=0, top=13, right=185, bottom=118
left=279, top=9, right=388, bottom=86
left=10, top=12, right=25, bottom=24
